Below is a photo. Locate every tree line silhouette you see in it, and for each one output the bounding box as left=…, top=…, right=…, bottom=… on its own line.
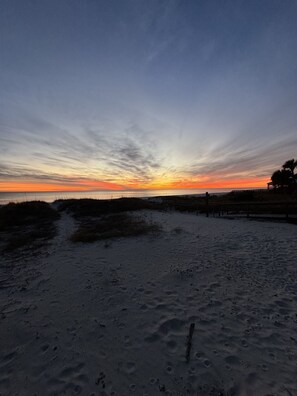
left=271, top=159, right=297, bottom=191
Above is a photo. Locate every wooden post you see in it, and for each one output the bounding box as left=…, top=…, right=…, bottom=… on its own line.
left=186, top=323, right=195, bottom=363
left=206, top=192, right=209, bottom=218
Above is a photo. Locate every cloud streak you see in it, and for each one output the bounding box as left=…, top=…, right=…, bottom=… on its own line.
left=0, top=114, right=163, bottom=188
left=178, top=135, right=297, bottom=184
left=0, top=1, right=297, bottom=191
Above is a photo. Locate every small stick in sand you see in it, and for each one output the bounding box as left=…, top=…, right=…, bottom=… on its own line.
left=186, top=322, right=195, bottom=363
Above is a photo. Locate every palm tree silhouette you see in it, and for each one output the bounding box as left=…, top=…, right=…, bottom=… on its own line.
left=271, top=158, right=297, bottom=191
left=271, top=169, right=291, bottom=190
left=282, top=159, right=297, bottom=177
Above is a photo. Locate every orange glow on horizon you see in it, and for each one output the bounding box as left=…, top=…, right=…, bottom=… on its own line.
left=0, top=179, right=124, bottom=193
left=0, top=176, right=268, bottom=193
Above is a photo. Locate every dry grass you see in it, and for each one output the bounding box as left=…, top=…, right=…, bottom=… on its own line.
left=3, top=224, right=58, bottom=252
left=56, top=197, right=162, bottom=218
left=0, top=201, right=59, bottom=230
left=0, top=201, right=59, bottom=253
left=70, top=213, right=161, bottom=243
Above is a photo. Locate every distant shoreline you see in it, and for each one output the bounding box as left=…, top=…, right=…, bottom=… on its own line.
left=0, top=187, right=265, bottom=194
left=0, top=188, right=265, bottom=205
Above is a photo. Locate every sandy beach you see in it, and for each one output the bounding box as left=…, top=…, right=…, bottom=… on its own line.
left=1, top=209, right=297, bottom=395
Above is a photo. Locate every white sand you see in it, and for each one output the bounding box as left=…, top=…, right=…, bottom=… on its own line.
left=0, top=210, right=297, bottom=395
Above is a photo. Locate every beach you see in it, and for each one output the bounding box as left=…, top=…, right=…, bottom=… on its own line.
left=0, top=209, right=297, bottom=395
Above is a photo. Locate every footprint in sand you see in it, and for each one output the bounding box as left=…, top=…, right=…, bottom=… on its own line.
left=166, top=362, right=173, bottom=374
left=158, top=318, right=186, bottom=335
left=2, top=350, right=17, bottom=364
left=166, top=340, right=177, bottom=353
left=224, top=355, right=240, bottom=366
left=145, top=333, right=160, bottom=343
left=203, top=359, right=211, bottom=368
left=124, top=361, right=136, bottom=374
left=41, top=344, right=49, bottom=353
left=129, top=383, right=136, bottom=392
left=47, top=362, right=88, bottom=394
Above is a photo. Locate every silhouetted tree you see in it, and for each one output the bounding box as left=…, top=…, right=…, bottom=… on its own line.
left=271, top=158, right=297, bottom=191
left=282, top=158, right=297, bottom=181
left=271, top=169, right=290, bottom=190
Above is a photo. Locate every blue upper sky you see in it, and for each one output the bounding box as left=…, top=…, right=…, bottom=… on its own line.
left=0, top=0, right=296, bottom=190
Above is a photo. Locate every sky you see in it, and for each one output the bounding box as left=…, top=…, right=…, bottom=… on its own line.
left=0, top=0, right=297, bottom=192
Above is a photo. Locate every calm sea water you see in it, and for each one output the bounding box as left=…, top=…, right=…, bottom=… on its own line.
left=0, top=188, right=233, bottom=205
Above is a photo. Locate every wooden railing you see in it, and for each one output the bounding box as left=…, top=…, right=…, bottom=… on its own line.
left=204, top=201, right=297, bottom=221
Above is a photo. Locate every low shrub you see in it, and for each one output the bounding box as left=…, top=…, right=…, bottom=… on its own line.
left=0, top=201, right=59, bottom=252
left=0, top=201, right=60, bottom=231
left=55, top=197, right=163, bottom=218
left=71, top=213, right=161, bottom=243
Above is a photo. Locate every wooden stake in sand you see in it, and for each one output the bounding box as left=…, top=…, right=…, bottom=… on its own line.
left=205, top=192, right=209, bottom=218
left=186, top=323, right=195, bottom=363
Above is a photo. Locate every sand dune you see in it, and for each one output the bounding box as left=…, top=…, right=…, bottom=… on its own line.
left=0, top=210, right=297, bottom=395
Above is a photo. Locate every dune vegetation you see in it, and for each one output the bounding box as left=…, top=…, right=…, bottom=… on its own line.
left=0, top=201, right=60, bottom=252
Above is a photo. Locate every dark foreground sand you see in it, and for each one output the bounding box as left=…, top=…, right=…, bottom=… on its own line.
left=1, top=211, right=297, bottom=395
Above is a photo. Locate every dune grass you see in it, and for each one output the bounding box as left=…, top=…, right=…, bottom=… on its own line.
left=0, top=201, right=60, bottom=252
left=55, top=197, right=163, bottom=218
left=70, top=213, right=161, bottom=243
left=55, top=191, right=297, bottom=223
left=0, top=201, right=59, bottom=230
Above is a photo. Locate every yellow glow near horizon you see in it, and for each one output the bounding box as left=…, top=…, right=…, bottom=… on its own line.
left=0, top=175, right=269, bottom=193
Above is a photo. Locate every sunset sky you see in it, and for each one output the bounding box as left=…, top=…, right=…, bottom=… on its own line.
left=0, top=0, right=296, bottom=192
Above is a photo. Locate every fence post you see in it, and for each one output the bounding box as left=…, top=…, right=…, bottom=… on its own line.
left=206, top=192, right=209, bottom=217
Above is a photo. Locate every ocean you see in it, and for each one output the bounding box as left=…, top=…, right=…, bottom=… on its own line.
left=0, top=188, right=236, bottom=205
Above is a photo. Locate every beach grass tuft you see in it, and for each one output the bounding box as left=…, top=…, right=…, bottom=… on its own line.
left=55, top=197, right=162, bottom=217
left=0, top=201, right=59, bottom=230
left=70, top=213, right=161, bottom=243
left=0, top=201, right=60, bottom=252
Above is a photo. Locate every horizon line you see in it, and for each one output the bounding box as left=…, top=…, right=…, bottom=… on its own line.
left=0, top=187, right=266, bottom=194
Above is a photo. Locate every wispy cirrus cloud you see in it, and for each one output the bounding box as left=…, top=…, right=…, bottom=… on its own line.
left=0, top=114, right=163, bottom=188
left=180, top=135, right=297, bottom=183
